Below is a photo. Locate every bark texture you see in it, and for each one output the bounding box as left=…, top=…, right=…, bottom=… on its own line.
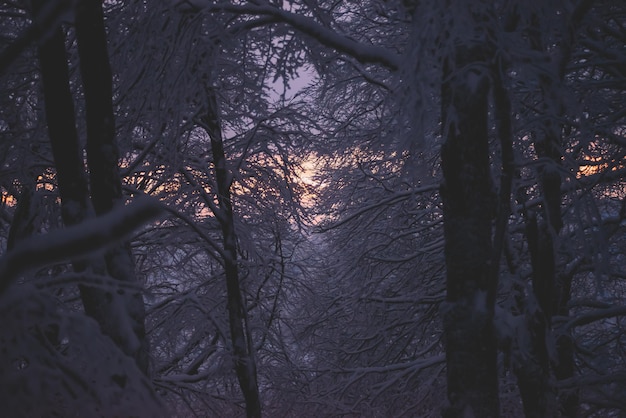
left=440, top=43, right=499, bottom=418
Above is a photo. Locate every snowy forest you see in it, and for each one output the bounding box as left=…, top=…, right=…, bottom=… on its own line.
left=0, top=0, right=625, bottom=417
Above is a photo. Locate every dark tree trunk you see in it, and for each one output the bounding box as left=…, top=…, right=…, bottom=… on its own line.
left=201, top=89, right=262, bottom=418
left=514, top=214, right=558, bottom=418
left=74, top=0, right=149, bottom=374
left=32, top=2, right=93, bottom=229
left=32, top=0, right=116, bottom=359
left=534, top=80, right=576, bottom=418
left=75, top=0, right=120, bottom=215
left=516, top=4, right=593, bottom=413
left=440, top=43, right=499, bottom=418
left=31, top=0, right=149, bottom=374
left=7, top=185, right=39, bottom=251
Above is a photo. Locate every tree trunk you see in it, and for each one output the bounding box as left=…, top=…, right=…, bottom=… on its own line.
left=75, top=0, right=120, bottom=215
left=74, top=0, right=149, bottom=374
left=32, top=2, right=93, bottom=229
left=440, top=43, right=499, bottom=418
left=535, top=75, right=577, bottom=418
left=201, top=89, right=262, bottom=418
left=31, top=0, right=149, bottom=374
left=514, top=214, right=558, bottom=418
left=516, top=4, right=593, bottom=413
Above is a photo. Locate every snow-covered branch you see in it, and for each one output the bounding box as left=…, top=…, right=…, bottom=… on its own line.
left=0, top=196, right=164, bottom=295
left=178, top=0, right=401, bottom=70
left=561, top=305, right=626, bottom=331
left=319, top=183, right=439, bottom=231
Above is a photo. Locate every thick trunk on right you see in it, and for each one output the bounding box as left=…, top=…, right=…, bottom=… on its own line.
left=515, top=215, right=558, bottom=418
left=518, top=5, right=593, bottom=414
left=534, top=83, right=576, bottom=418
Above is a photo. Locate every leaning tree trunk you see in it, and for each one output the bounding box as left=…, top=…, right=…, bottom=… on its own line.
left=200, top=88, right=262, bottom=418
left=440, top=41, right=499, bottom=417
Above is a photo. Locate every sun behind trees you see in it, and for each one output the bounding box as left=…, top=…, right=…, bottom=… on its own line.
left=0, top=0, right=625, bottom=417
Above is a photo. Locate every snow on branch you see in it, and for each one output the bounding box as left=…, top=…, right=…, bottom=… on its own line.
left=561, top=305, right=626, bottom=331
left=177, top=0, right=401, bottom=70
left=319, top=183, right=439, bottom=231
left=0, top=196, right=164, bottom=295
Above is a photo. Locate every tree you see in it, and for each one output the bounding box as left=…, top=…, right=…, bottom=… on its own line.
left=1, top=0, right=626, bottom=416
left=439, top=8, right=499, bottom=416
left=100, top=2, right=315, bottom=414
left=0, top=0, right=159, bottom=413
